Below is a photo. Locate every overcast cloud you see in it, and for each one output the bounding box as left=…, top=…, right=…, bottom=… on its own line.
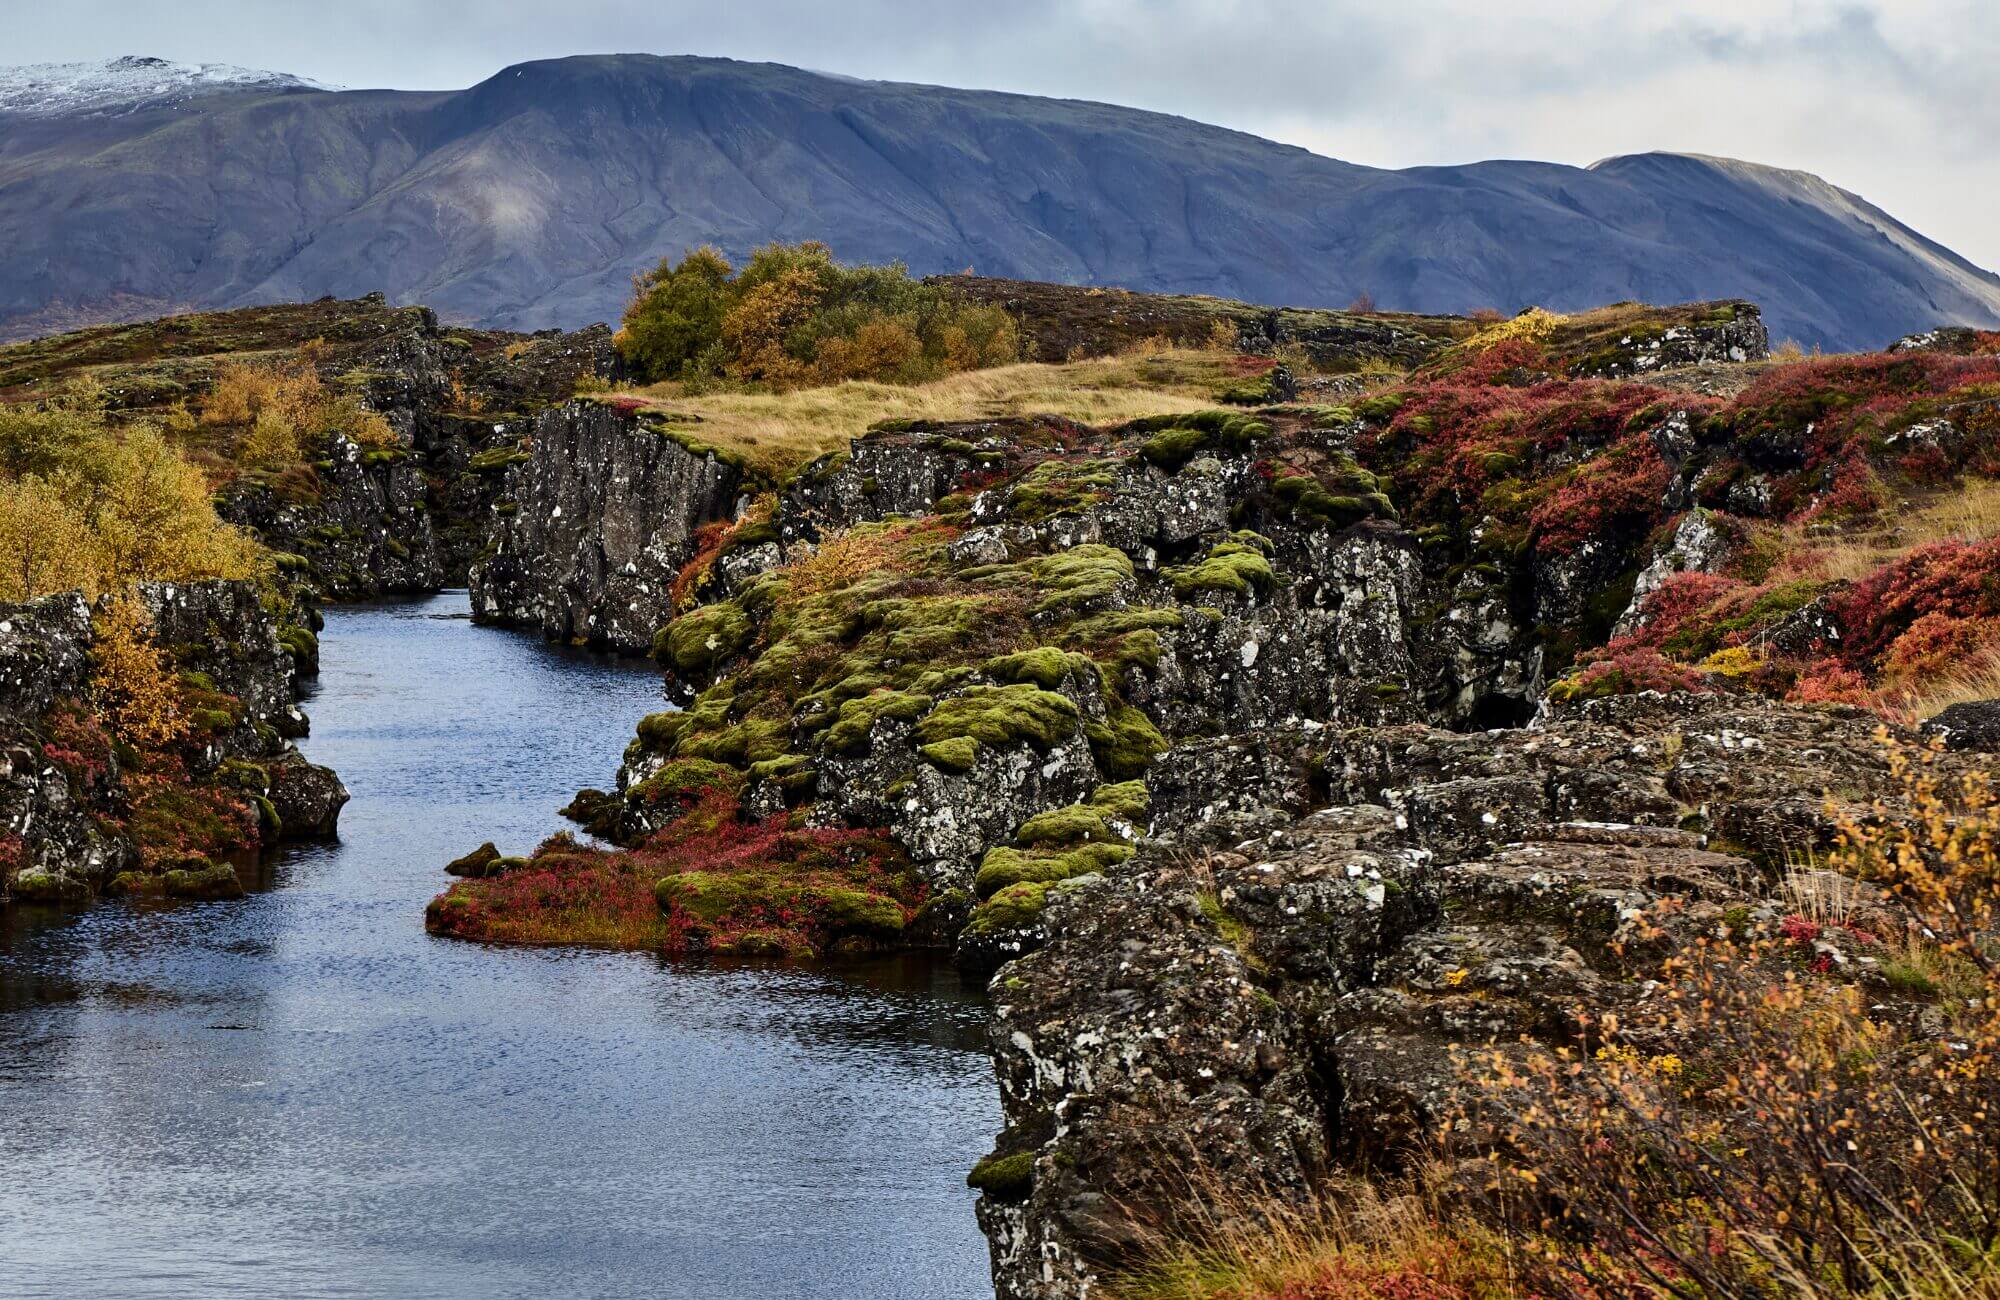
left=8, top=0, right=1996, bottom=270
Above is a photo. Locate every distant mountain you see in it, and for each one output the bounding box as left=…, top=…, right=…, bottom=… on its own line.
left=2, top=53, right=1996, bottom=350
left=0, top=55, right=335, bottom=118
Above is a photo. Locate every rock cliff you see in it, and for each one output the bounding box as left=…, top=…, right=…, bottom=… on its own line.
left=0, top=580, right=346, bottom=903
left=468, top=400, right=748, bottom=652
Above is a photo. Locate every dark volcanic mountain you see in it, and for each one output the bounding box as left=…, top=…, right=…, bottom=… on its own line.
left=4, top=53, right=1997, bottom=350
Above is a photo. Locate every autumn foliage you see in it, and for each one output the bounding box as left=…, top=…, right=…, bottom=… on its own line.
left=615, top=241, right=1019, bottom=389
left=1472, top=737, right=2000, bottom=1299
left=0, top=385, right=263, bottom=601
left=88, top=596, right=189, bottom=750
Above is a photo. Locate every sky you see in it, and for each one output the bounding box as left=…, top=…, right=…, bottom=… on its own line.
left=7, top=0, right=1997, bottom=271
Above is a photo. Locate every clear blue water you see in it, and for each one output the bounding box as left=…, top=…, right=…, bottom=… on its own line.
left=0, top=592, right=997, bottom=1300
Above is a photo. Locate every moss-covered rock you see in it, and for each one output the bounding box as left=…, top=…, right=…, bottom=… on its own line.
left=628, top=757, right=747, bottom=810
left=162, top=857, right=245, bottom=900
left=659, top=600, right=753, bottom=674
left=446, top=842, right=503, bottom=877
left=918, top=735, right=980, bottom=773
left=966, top=1150, right=1036, bottom=1201
left=914, top=684, right=1080, bottom=754
left=824, top=689, right=935, bottom=754
left=1084, top=704, right=1168, bottom=779
left=1016, top=804, right=1118, bottom=846
left=1087, top=779, right=1151, bottom=825
left=973, top=842, right=1132, bottom=899
left=1163, top=538, right=1276, bottom=599
left=982, top=647, right=1100, bottom=690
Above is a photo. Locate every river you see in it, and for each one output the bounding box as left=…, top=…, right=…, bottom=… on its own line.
left=0, top=593, right=998, bottom=1300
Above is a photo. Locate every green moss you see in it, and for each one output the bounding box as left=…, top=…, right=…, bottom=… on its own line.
left=659, top=601, right=753, bottom=674
left=974, top=842, right=1130, bottom=899
left=914, top=684, right=1079, bottom=753
left=1027, top=544, right=1134, bottom=614
left=676, top=715, right=790, bottom=765
left=824, top=689, right=934, bottom=753
left=1138, top=426, right=1211, bottom=470
left=1163, top=540, right=1275, bottom=599
left=162, top=858, right=244, bottom=900
left=1084, top=704, right=1168, bottom=780
left=966, top=1151, right=1035, bottom=1200
left=919, top=735, right=980, bottom=773
left=216, top=759, right=269, bottom=791
left=964, top=879, right=1055, bottom=932
left=1006, top=458, right=1118, bottom=523
left=190, top=707, right=237, bottom=733
left=747, top=753, right=815, bottom=793
left=1016, top=804, right=1117, bottom=846
left=467, top=445, right=529, bottom=473
left=982, top=647, right=1100, bottom=690
left=276, top=624, right=318, bottom=660
left=1087, top=780, right=1150, bottom=824
left=628, top=757, right=747, bottom=809
left=635, top=710, right=690, bottom=752
left=656, top=871, right=906, bottom=937
left=1197, top=892, right=1252, bottom=954
left=1272, top=463, right=1397, bottom=527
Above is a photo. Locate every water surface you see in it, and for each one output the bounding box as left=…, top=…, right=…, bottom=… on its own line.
left=0, top=592, right=998, bottom=1299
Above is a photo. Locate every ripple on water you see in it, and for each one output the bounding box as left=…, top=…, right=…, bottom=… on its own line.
left=0, top=591, right=999, bottom=1300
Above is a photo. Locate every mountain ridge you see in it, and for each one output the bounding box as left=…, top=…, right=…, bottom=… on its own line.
left=2, top=52, right=1997, bottom=350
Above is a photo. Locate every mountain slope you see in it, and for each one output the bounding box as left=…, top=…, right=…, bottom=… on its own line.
left=3, top=53, right=1997, bottom=350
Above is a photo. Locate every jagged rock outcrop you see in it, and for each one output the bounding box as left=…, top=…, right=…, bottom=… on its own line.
left=0, top=581, right=346, bottom=904
left=217, top=434, right=444, bottom=599
left=1566, top=307, right=1770, bottom=377
left=469, top=400, right=747, bottom=652
left=974, top=693, right=1995, bottom=1298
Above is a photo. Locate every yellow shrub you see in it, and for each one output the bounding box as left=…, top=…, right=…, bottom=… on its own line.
left=201, top=353, right=395, bottom=465
left=0, top=476, right=99, bottom=600
left=91, top=425, right=263, bottom=586
left=1466, top=307, right=1567, bottom=351
left=90, top=596, right=188, bottom=749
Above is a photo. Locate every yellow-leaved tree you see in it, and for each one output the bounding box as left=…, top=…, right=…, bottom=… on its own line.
left=89, top=594, right=188, bottom=750
left=0, top=390, right=265, bottom=601
left=0, top=476, right=98, bottom=601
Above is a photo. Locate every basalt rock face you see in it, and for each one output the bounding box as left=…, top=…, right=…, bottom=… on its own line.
left=976, top=695, right=1994, bottom=1299
left=1565, top=310, right=1771, bottom=379
left=0, top=581, right=346, bottom=904
left=217, top=434, right=445, bottom=599
left=0, top=594, right=126, bottom=899
left=469, top=401, right=747, bottom=652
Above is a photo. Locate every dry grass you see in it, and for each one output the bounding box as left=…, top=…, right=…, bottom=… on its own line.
left=1778, top=858, right=1873, bottom=928
left=1894, top=646, right=2000, bottom=721
left=1778, top=478, right=2000, bottom=584
left=1110, top=1165, right=1528, bottom=1300
left=608, top=348, right=1236, bottom=478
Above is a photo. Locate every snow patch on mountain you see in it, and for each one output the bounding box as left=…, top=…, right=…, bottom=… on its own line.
left=0, top=55, right=336, bottom=118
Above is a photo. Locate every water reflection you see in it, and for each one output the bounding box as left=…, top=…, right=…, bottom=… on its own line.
left=0, top=592, right=998, bottom=1300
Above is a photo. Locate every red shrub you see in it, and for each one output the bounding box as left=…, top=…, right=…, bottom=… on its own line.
left=1831, top=538, right=2000, bottom=667
left=1530, top=437, right=1671, bottom=555
left=1787, top=663, right=1871, bottom=707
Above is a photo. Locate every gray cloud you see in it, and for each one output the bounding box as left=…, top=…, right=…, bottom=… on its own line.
left=8, top=0, right=1996, bottom=269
